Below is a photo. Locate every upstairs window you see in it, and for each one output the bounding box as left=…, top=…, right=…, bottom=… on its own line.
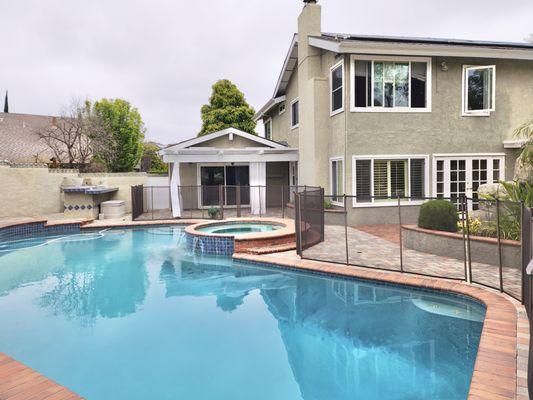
left=352, top=56, right=431, bottom=111
left=264, top=118, right=272, bottom=140
left=291, top=98, right=299, bottom=129
left=462, top=65, right=495, bottom=116
left=330, top=61, right=344, bottom=115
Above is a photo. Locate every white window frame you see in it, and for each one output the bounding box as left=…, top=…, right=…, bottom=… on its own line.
left=352, top=154, right=430, bottom=208
left=350, top=55, right=432, bottom=113
left=330, top=60, right=345, bottom=116
left=290, top=98, right=299, bottom=129
left=279, top=103, right=286, bottom=115
left=432, top=153, right=505, bottom=199
left=264, top=117, right=272, bottom=140
left=461, top=65, right=496, bottom=117
left=329, top=156, right=345, bottom=206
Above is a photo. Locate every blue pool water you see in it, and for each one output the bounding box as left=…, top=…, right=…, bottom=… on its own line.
left=197, top=222, right=282, bottom=234
left=0, top=227, right=485, bottom=399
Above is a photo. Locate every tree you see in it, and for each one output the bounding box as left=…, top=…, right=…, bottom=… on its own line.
left=141, top=142, right=168, bottom=174
left=93, top=99, right=145, bottom=172
left=199, top=79, right=256, bottom=136
left=35, top=99, right=111, bottom=168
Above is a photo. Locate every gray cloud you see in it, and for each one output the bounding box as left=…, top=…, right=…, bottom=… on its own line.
left=1, top=0, right=531, bottom=144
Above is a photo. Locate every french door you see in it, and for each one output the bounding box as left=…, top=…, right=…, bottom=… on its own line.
left=434, top=155, right=504, bottom=211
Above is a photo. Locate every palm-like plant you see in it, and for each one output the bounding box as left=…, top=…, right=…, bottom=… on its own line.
left=514, top=118, right=533, bottom=165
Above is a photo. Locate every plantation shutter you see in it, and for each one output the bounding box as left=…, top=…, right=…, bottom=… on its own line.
left=410, top=159, right=425, bottom=199
left=373, top=160, right=388, bottom=199
left=390, top=160, right=407, bottom=197
left=355, top=160, right=371, bottom=202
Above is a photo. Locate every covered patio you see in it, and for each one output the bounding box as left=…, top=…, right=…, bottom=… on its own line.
left=159, top=128, right=298, bottom=218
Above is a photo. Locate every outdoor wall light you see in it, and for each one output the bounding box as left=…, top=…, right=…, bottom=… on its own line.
left=441, top=61, right=449, bottom=71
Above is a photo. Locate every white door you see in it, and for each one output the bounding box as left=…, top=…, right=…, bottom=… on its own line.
left=434, top=156, right=504, bottom=211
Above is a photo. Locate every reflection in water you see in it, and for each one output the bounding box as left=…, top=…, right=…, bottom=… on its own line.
left=0, top=228, right=484, bottom=400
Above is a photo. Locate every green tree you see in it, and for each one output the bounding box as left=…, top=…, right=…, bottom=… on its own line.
left=93, top=98, right=145, bottom=172
left=199, top=79, right=256, bottom=136
left=142, top=142, right=168, bottom=174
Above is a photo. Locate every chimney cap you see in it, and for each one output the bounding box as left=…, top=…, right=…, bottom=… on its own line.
left=303, top=0, right=317, bottom=3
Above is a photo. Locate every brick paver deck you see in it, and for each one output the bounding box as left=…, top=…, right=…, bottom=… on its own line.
left=302, top=225, right=522, bottom=300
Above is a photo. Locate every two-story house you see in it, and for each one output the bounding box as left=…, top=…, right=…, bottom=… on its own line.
left=254, top=0, right=533, bottom=223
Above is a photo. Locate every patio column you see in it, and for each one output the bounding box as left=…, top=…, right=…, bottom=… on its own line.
left=249, top=162, right=266, bottom=215
left=170, top=162, right=183, bottom=218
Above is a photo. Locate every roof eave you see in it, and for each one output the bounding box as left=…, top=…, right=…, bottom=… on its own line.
left=309, top=36, right=533, bottom=60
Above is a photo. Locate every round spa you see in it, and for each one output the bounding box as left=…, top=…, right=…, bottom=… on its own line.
left=185, top=219, right=295, bottom=255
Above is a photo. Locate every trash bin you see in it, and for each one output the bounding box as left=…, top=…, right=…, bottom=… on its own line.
left=101, top=200, right=126, bottom=219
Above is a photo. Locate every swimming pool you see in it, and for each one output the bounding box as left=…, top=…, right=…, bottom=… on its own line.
left=196, top=222, right=282, bottom=234
left=0, top=227, right=485, bottom=399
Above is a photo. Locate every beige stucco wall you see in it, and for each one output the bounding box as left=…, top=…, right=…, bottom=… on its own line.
left=0, top=165, right=147, bottom=218
left=265, top=44, right=530, bottom=196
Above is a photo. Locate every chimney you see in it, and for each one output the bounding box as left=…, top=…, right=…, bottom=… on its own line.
left=297, top=0, right=327, bottom=187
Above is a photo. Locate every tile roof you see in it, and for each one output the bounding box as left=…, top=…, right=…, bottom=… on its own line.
left=0, top=112, right=59, bottom=163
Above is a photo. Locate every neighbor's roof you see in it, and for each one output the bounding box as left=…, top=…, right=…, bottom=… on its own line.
left=254, top=32, right=533, bottom=121
left=0, top=112, right=59, bottom=163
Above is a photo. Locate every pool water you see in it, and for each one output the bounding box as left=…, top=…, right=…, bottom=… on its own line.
left=0, top=227, right=485, bottom=400
left=197, top=222, right=282, bottom=235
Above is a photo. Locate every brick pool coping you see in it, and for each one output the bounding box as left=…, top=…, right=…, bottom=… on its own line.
left=233, top=252, right=525, bottom=400
left=0, top=217, right=527, bottom=399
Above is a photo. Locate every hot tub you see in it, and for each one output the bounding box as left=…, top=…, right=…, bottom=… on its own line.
left=185, top=218, right=295, bottom=255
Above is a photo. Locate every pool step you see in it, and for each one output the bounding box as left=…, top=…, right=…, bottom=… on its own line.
left=241, top=242, right=296, bottom=255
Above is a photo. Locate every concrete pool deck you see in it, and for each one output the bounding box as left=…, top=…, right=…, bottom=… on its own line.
left=0, top=217, right=529, bottom=399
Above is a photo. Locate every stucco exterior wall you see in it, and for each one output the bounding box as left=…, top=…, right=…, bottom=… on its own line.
left=0, top=164, right=147, bottom=218
left=265, top=46, right=531, bottom=198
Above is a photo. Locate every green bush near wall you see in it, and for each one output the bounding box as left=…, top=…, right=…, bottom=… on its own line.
left=418, top=200, right=459, bottom=232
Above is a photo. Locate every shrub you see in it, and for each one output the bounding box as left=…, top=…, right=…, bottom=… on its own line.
left=418, top=200, right=458, bottom=232
left=207, top=207, right=220, bottom=219
left=324, top=199, right=332, bottom=209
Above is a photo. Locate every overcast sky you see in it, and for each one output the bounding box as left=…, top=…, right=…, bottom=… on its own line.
left=1, top=0, right=532, bottom=145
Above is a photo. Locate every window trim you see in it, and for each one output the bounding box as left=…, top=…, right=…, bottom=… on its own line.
left=329, top=156, right=345, bottom=206
left=461, top=65, right=496, bottom=117
left=263, top=117, right=272, bottom=140
left=290, top=98, right=299, bottom=129
left=351, top=154, right=430, bottom=208
left=350, top=55, right=432, bottom=113
left=330, top=60, right=345, bottom=116
left=279, top=103, right=286, bottom=115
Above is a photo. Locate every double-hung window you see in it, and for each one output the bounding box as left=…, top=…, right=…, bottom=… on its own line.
left=264, top=118, right=272, bottom=140
left=291, top=98, right=299, bottom=129
left=462, top=65, right=496, bottom=116
left=351, top=56, right=431, bottom=112
left=330, top=61, right=344, bottom=115
left=330, top=157, right=344, bottom=205
left=353, top=156, right=427, bottom=205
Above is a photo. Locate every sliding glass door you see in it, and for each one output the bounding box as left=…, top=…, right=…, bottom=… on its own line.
left=199, top=165, right=250, bottom=207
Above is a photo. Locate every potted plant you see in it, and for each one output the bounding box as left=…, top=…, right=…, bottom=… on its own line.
left=207, top=207, right=220, bottom=219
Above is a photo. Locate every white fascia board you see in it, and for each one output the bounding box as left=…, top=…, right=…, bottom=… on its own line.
left=253, top=96, right=286, bottom=122
left=163, top=152, right=298, bottom=164
left=309, top=36, right=533, bottom=60
left=503, top=139, right=526, bottom=149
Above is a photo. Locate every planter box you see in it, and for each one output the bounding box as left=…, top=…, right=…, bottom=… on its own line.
left=402, top=225, right=521, bottom=268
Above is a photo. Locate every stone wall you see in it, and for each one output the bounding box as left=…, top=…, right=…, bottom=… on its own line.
left=0, top=163, right=147, bottom=218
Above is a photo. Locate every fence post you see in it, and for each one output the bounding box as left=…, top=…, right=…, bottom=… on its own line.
left=461, top=195, right=468, bottom=282
left=397, top=195, right=404, bottom=273
left=496, top=199, right=503, bottom=292
left=520, top=202, right=527, bottom=304
left=281, top=185, right=285, bottom=219
left=151, top=186, right=154, bottom=221
left=344, top=194, right=349, bottom=265
left=303, top=188, right=308, bottom=250
left=236, top=186, right=241, bottom=218
left=259, top=186, right=263, bottom=218
left=465, top=199, right=473, bottom=284
left=219, top=185, right=224, bottom=220
left=295, top=193, right=302, bottom=256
